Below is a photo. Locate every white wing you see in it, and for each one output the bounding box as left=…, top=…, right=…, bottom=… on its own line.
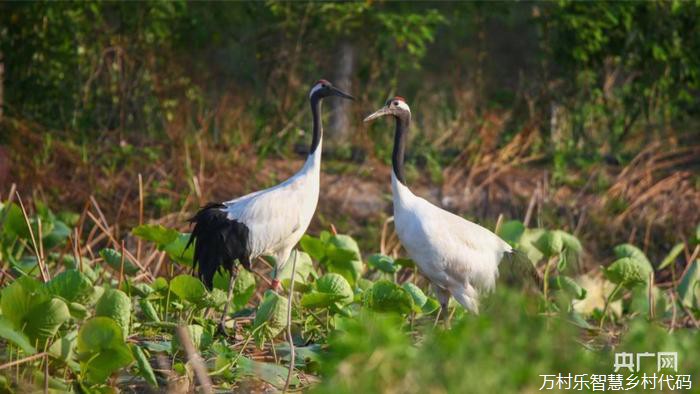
left=224, top=151, right=321, bottom=260
left=392, top=174, right=511, bottom=310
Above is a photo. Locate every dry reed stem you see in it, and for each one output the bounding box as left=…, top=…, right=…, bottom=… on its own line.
left=175, top=326, right=213, bottom=394
left=137, top=173, right=144, bottom=262
left=15, top=191, right=49, bottom=282
left=0, top=352, right=48, bottom=371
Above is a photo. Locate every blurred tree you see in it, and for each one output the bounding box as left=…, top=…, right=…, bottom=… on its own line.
left=537, top=1, right=700, bottom=158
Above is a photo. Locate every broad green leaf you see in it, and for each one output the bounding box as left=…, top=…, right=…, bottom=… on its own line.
left=364, top=280, right=413, bottom=314
left=0, top=317, right=36, bottom=354
left=131, top=224, right=179, bottom=245
left=204, top=288, right=228, bottom=309
left=162, top=233, right=194, bottom=266
left=277, top=251, right=316, bottom=288
left=78, top=317, right=123, bottom=350
left=275, top=343, right=322, bottom=368
left=498, top=220, right=525, bottom=245
left=170, top=274, right=207, bottom=305
left=554, top=275, right=587, bottom=300
left=421, top=297, right=441, bottom=314
left=301, top=292, right=346, bottom=308
left=139, top=299, right=160, bottom=322
left=0, top=275, right=47, bottom=329
left=604, top=257, right=653, bottom=287
left=2, top=203, right=30, bottom=239
left=613, top=244, right=651, bottom=267
left=356, top=278, right=374, bottom=291
left=315, top=273, right=354, bottom=305
left=49, top=330, right=78, bottom=366
left=46, top=269, right=93, bottom=303
left=233, top=269, right=256, bottom=310
left=253, top=290, right=288, bottom=346
left=99, top=248, right=139, bottom=275
left=42, top=219, right=71, bottom=250
left=23, top=298, right=70, bottom=343
left=559, top=231, right=583, bottom=270
left=68, top=302, right=89, bottom=320
left=394, top=258, right=416, bottom=268
left=323, top=234, right=364, bottom=286
left=124, top=281, right=154, bottom=298
left=95, top=289, right=132, bottom=338
left=658, top=243, right=685, bottom=270
left=559, top=231, right=582, bottom=254
left=237, top=356, right=299, bottom=389
left=130, top=344, right=158, bottom=387
left=151, top=277, right=169, bottom=293
left=629, top=285, right=668, bottom=318
left=533, top=230, right=563, bottom=258
left=367, top=254, right=398, bottom=273
left=519, top=228, right=546, bottom=263
left=300, top=234, right=326, bottom=261
left=77, top=317, right=133, bottom=384
left=402, top=282, right=428, bottom=310
left=213, top=269, right=257, bottom=310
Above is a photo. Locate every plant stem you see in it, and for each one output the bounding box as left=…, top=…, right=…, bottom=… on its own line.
left=600, top=282, right=623, bottom=329
left=542, top=256, right=557, bottom=309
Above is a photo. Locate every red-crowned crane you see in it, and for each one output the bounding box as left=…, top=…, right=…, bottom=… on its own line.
left=364, top=97, right=529, bottom=321
left=186, top=80, right=353, bottom=334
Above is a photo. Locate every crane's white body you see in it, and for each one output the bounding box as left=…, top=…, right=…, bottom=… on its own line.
left=392, top=173, right=511, bottom=313
left=221, top=141, right=322, bottom=269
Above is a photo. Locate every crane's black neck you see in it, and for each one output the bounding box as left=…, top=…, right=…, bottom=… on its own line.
left=392, top=115, right=410, bottom=185
left=310, top=96, right=323, bottom=155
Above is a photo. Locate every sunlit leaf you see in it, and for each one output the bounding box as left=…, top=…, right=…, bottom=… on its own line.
left=315, top=273, right=354, bottom=305
left=367, top=254, right=397, bottom=273
left=300, top=234, right=326, bottom=261
left=131, top=224, right=179, bottom=245
left=95, top=289, right=132, bottom=338
left=0, top=317, right=36, bottom=354
left=498, top=220, right=525, bottom=245
left=253, top=290, right=288, bottom=346
left=77, top=317, right=133, bottom=384
left=46, top=269, right=93, bottom=303
left=170, top=274, right=207, bottom=305
left=364, top=280, right=413, bottom=314
left=604, top=257, right=653, bottom=287
left=613, top=244, right=651, bottom=267
left=402, top=282, right=428, bottom=311
left=24, top=298, right=70, bottom=343
left=658, top=243, right=684, bottom=270
left=236, top=356, right=299, bottom=389
left=99, top=248, right=139, bottom=275
left=277, top=251, right=316, bottom=288
left=130, top=344, right=158, bottom=387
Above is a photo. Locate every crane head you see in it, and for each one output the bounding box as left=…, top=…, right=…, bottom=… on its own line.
left=309, top=79, right=354, bottom=100
left=363, top=96, right=411, bottom=123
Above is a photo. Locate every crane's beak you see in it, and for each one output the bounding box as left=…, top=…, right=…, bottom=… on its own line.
left=363, top=106, right=390, bottom=122
left=330, top=86, right=354, bottom=100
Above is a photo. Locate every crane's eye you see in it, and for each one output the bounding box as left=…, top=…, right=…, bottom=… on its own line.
left=393, top=101, right=399, bottom=106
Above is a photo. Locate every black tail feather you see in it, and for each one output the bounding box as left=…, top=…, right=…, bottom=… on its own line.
left=186, top=202, right=250, bottom=289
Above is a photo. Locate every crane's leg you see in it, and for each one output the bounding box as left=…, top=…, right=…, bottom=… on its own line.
left=433, top=286, right=450, bottom=328
left=217, top=265, right=238, bottom=339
